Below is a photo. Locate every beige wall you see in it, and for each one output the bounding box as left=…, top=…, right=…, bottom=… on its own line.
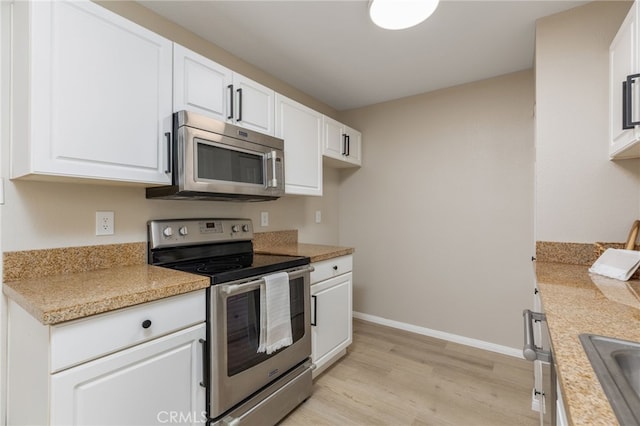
left=535, top=1, right=640, bottom=243
left=338, top=70, right=535, bottom=348
left=2, top=171, right=340, bottom=252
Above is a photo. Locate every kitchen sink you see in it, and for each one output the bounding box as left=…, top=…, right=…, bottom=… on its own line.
left=580, top=334, right=640, bottom=425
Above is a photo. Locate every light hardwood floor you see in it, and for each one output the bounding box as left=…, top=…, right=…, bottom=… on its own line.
left=280, top=319, right=540, bottom=425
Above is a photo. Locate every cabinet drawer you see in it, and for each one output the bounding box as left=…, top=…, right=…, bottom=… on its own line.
left=311, top=255, right=353, bottom=284
left=50, top=290, right=205, bottom=372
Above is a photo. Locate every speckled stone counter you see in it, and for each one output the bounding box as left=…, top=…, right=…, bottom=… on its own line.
left=3, top=234, right=351, bottom=326
left=3, top=265, right=209, bottom=325
left=256, top=243, right=354, bottom=263
left=254, top=230, right=355, bottom=262
left=3, top=243, right=209, bottom=325
left=536, top=261, right=640, bottom=425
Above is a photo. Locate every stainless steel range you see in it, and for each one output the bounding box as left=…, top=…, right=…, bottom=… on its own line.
left=148, top=218, right=313, bottom=425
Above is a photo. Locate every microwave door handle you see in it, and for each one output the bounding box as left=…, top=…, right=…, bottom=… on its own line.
left=266, top=151, right=278, bottom=188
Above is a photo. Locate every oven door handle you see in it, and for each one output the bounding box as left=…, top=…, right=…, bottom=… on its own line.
left=220, top=266, right=314, bottom=296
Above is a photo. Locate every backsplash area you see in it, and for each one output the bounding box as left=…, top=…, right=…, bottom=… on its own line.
left=3, top=230, right=300, bottom=282
left=3, top=243, right=147, bottom=282
left=536, top=241, right=640, bottom=266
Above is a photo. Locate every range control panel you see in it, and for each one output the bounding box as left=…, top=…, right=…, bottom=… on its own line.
left=148, top=218, right=253, bottom=249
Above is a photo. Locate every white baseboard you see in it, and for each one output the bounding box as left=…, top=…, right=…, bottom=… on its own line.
left=352, top=311, right=523, bottom=359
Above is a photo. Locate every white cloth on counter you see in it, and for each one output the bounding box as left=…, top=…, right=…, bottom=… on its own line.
left=257, top=272, right=292, bottom=355
left=589, top=248, right=640, bottom=281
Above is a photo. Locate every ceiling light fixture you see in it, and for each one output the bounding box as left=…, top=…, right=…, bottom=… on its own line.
left=369, top=0, right=440, bottom=30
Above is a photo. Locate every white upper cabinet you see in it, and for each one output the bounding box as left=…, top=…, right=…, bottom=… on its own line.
left=275, top=94, right=323, bottom=196
left=232, top=74, right=275, bottom=135
left=323, top=116, right=362, bottom=167
left=173, top=43, right=233, bottom=123
left=173, top=44, right=275, bottom=135
left=610, top=1, right=640, bottom=159
left=11, top=0, right=173, bottom=184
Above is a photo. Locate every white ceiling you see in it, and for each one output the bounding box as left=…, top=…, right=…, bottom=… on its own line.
left=139, top=0, right=588, bottom=111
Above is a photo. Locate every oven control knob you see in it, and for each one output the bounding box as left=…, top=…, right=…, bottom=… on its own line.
left=162, top=227, right=173, bottom=237
left=242, top=224, right=250, bottom=232
left=178, top=226, right=188, bottom=236
left=232, top=225, right=240, bottom=233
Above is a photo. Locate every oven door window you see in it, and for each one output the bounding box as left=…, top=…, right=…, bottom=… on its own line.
left=226, top=277, right=305, bottom=377
left=196, top=139, right=264, bottom=185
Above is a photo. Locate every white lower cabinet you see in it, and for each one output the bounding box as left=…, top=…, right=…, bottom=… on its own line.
left=7, top=290, right=206, bottom=426
left=310, top=256, right=353, bottom=377
left=51, top=324, right=206, bottom=426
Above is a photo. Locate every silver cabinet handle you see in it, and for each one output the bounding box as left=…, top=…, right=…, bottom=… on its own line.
left=522, top=309, right=551, bottom=362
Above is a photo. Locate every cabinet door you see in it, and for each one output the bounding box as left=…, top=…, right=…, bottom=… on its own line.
left=311, top=273, right=353, bottom=372
left=275, top=94, right=323, bottom=196
left=322, top=116, right=362, bottom=167
left=609, top=2, right=640, bottom=158
left=323, top=116, right=346, bottom=159
left=51, top=324, right=206, bottom=426
left=343, top=125, right=362, bottom=166
left=16, top=0, right=172, bottom=184
left=174, top=43, right=233, bottom=122
left=233, top=74, right=275, bottom=135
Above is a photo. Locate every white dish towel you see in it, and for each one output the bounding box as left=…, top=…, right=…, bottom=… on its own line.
left=257, top=272, right=292, bottom=355
left=589, top=248, right=640, bottom=281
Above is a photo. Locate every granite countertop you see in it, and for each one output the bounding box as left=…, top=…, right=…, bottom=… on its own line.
left=3, top=264, right=209, bottom=325
left=536, top=261, right=640, bottom=425
left=255, top=242, right=354, bottom=263
left=3, top=233, right=353, bottom=326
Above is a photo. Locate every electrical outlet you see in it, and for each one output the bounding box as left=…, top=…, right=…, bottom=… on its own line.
left=260, top=211, right=269, bottom=227
left=315, top=210, right=322, bottom=224
left=96, top=211, right=114, bottom=236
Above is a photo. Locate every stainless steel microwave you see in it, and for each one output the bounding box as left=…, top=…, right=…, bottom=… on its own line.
left=146, top=111, right=285, bottom=201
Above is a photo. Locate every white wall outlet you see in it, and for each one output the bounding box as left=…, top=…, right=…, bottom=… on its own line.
left=315, top=210, right=322, bottom=224
left=96, top=211, right=114, bottom=236
left=260, top=211, right=269, bottom=227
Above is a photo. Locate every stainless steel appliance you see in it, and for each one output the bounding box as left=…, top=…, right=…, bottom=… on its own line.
left=148, top=218, right=312, bottom=426
left=146, top=111, right=285, bottom=201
